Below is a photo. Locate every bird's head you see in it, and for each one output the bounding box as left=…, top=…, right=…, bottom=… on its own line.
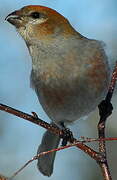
left=5, top=5, right=77, bottom=44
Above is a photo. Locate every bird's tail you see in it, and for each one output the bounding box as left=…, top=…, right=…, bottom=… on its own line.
left=37, top=124, right=60, bottom=176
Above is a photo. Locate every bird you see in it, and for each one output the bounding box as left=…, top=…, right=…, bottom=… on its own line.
left=5, top=5, right=110, bottom=176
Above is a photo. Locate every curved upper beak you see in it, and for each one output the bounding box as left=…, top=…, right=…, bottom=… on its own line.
left=5, top=10, right=22, bottom=28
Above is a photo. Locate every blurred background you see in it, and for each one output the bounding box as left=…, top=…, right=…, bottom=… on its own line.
left=0, top=0, right=117, bottom=179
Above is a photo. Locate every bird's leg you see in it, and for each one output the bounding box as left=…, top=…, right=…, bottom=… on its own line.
left=60, top=122, right=74, bottom=146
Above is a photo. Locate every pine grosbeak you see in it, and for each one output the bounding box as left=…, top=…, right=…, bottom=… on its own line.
left=6, top=5, right=110, bottom=176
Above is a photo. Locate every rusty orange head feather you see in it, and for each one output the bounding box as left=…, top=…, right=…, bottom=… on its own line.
left=6, top=5, right=79, bottom=42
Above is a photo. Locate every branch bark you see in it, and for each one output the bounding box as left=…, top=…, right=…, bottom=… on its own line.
left=0, top=62, right=117, bottom=179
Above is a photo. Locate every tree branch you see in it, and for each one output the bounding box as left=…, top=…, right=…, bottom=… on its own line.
left=97, top=61, right=117, bottom=180
left=0, top=62, right=117, bottom=179
left=0, top=103, right=100, bottom=161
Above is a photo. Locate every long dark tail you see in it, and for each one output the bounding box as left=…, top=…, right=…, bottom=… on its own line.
left=37, top=127, right=60, bottom=176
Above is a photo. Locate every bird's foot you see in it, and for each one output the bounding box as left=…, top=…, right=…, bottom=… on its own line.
left=60, top=122, right=74, bottom=146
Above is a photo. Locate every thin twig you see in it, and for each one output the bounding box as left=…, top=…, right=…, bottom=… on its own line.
left=97, top=61, right=117, bottom=180
left=108, top=61, right=117, bottom=95
left=9, top=140, right=101, bottom=179
left=0, top=104, right=100, bottom=160
left=10, top=142, right=82, bottom=179
left=9, top=136, right=117, bottom=179
left=80, top=137, right=117, bottom=143
left=0, top=104, right=61, bottom=136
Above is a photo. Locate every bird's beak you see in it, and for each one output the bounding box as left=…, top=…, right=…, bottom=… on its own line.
left=5, top=10, right=23, bottom=28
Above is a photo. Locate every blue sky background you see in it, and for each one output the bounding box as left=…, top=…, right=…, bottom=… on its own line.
left=0, top=0, right=117, bottom=180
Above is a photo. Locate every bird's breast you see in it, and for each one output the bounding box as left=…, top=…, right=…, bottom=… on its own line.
left=31, top=55, right=110, bottom=123
left=30, top=39, right=110, bottom=123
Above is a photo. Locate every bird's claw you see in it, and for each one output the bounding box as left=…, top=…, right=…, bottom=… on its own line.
left=61, top=128, right=74, bottom=146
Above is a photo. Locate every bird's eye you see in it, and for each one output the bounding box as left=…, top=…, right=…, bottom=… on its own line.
left=30, top=12, right=41, bottom=19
